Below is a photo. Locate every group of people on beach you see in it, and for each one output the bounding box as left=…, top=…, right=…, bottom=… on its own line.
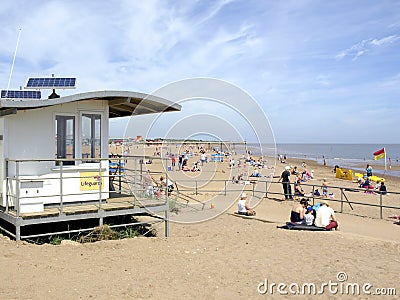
left=236, top=190, right=339, bottom=230
left=290, top=198, right=339, bottom=230
left=143, top=170, right=175, bottom=198
left=171, top=151, right=202, bottom=172
left=357, top=176, right=387, bottom=194
left=278, top=165, right=316, bottom=199
left=355, top=164, right=387, bottom=194
left=274, top=163, right=339, bottom=230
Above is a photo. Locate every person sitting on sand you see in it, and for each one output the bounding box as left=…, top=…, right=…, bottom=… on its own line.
left=251, top=167, right=261, bottom=177
left=294, top=180, right=305, bottom=196
left=357, top=177, right=364, bottom=188
left=315, top=200, right=339, bottom=230
left=362, top=177, right=374, bottom=193
left=362, top=177, right=370, bottom=188
left=378, top=181, right=387, bottom=195
left=304, top=206, right=315, bottom=225
left=237, top=193, right=256, bottom=216
left=290, top=198, right=308, bottom=224
left=302, top=169, right=312, bottom=181
left=191, top=162, right=200, bottom=172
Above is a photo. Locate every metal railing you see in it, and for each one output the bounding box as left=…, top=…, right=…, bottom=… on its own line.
left=263, top=180, right=399, bottom=219
left=167, top=177, right=400, bottom=220
left=3, top=156, right=170, bottom=217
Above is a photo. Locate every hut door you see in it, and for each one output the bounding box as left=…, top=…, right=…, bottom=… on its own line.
left=81, top=113, right=101, bottom=161
left=55, top=115, right=75, bottom=165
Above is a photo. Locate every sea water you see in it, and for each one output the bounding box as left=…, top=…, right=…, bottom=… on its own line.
left=235, top=143, right=400, bottom=177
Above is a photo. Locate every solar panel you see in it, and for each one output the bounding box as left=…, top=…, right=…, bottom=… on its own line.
left=25, top=77, right=76, bottom=89
left=1, top=90, right=41, bottom=99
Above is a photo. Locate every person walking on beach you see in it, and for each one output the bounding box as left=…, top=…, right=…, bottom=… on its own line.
left=278, top=166, right=292, bottom=200
left=200, top=152, right=206, bottom=166
left=178, top=155, right=183, bottom=170
left=171, top=154, right=176, bottom=169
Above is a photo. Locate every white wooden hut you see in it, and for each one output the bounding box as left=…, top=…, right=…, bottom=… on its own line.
left=0, top=82, right=180, bottom=240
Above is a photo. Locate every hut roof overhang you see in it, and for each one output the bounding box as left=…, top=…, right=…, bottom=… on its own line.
left=0, top=90, right=181, bottom=117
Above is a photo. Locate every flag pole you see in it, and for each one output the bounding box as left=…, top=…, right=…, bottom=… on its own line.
left=384, top=147, right=387, bottom=172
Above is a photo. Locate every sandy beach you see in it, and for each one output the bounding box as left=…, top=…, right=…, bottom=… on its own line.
left=0, top=143, right=399, bottom=299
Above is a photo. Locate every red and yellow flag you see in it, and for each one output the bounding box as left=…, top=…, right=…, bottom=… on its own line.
left=373, top=148, right=385, bottom=160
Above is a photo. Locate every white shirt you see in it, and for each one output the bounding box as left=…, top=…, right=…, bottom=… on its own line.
left=238, top=199, right=247, bottom=213
left=315, top=205, right=335, bottom=227
left=304, top=213, right=314, bottom=226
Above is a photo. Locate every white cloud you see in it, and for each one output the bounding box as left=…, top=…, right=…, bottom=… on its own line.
left=371, top=35, right=400, bottom=46
left=194, top=0, right=236, bottom=26
left=336, top=34, right=400, bottom=60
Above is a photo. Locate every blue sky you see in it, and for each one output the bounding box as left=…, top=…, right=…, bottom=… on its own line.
left=0, top=0, right=399, bottom=143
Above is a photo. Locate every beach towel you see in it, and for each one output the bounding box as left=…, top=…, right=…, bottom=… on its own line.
left=277, top=222, right=328, bottom=231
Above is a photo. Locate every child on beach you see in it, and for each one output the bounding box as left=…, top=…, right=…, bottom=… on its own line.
left=322, top=178, right=329, bottom=196
left=304, top=206, right=315, bottom=225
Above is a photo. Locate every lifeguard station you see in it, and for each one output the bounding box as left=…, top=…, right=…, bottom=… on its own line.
left=0, top=76, right=181, bottom=240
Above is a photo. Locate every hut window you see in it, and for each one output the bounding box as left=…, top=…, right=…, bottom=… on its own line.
left=55, top=115, right=75, bottom=165
left=82, top=113, right=101, bottom=160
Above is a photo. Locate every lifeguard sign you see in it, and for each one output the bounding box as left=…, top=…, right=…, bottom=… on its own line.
left=80, top=172, right=105, bottom=191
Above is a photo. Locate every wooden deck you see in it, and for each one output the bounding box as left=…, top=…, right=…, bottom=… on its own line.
left=6, top=195, right=167, bottom=219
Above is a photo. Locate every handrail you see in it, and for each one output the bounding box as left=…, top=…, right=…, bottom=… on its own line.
left=3, top=157, right=399, bottom=221
left=263, top=180, right=400, bottom=219
left=3, top=156, right=169, bottom=215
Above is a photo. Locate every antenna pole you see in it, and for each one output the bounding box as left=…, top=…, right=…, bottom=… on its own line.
left=6, top=28, right=22, bottom=98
